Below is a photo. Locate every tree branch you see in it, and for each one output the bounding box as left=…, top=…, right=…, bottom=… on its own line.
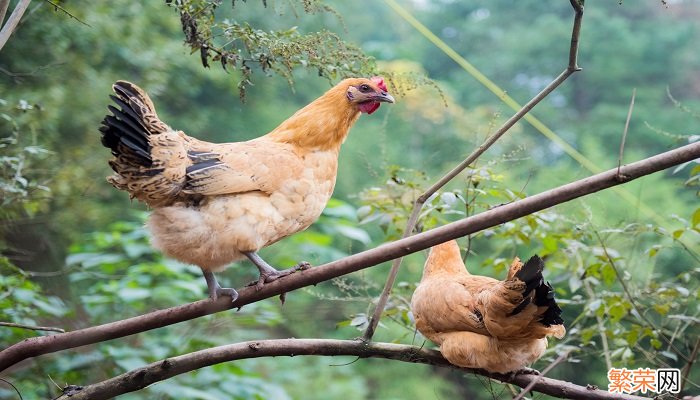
left=0, top=0, right=10, bottom=27
left=1, top=140, right=697, bottom=373
left=52, top=339, right=646, bottom=400
left=362, top=0, right=585, bottom=340
left=0, top=0, right=30, bottom=52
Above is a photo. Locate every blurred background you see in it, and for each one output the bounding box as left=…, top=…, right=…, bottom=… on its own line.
left=1, top=0, right=699, bottom=398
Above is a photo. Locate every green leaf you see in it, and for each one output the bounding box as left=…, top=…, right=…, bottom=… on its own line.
left=653, top=303, right=670, bottom=315
left=118, top=287, right=151, bottom=302
left=542, top=236, right=558, bottom=253
left=608, top=303, right=627, bottom=322
left=587, top=299, right=602, bottom=313
left=323, top=199, right=357, bottom=219
left=601, top=263, right=617, bottom=286
left=625, top=328, right=639, bottom=346
left=647, top=245, right=661, bottom=257
left=692, top=208, right=700, bottom=227
left=333, top=225, right=371, bottom=245
left=568, top=275, right=582, bottom=293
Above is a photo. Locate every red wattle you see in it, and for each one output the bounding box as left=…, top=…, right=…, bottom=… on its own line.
left=358, top=101, right=380, bottom=114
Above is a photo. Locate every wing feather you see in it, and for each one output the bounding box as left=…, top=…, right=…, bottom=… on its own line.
left=181, top=140, right=304, bottom=196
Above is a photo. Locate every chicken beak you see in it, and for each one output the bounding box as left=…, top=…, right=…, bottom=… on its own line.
left=375, top=92, right=395, bottom=104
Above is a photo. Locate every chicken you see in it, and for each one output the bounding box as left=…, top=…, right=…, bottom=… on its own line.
left=100, top=77, right=394, bottom=302
left=410, top=240, right=565, bottom=374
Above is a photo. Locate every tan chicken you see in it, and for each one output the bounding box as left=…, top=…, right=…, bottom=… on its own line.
left=100, top=78, right=394, bottom=302
left=410, top=240, right=565, bottom=374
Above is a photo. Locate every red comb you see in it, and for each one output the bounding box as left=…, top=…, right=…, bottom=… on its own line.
left=371, top=76, right=388, bottom=92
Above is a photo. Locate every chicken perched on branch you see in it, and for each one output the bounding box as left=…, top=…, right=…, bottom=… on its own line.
left=100, top=78, right=394, bottom=302
left=410, top=240, right=565, bottom=374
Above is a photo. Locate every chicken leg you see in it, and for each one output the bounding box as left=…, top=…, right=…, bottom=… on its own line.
left=243, top=251, right=310, bottom=290
left=203, top=270, right=239, bottom=302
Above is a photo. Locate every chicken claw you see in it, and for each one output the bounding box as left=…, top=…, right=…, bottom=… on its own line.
left=203, top=270, right=239, bottom=302
left=511, top=367, right=541, bottom=377
left=244, top=252, right=310, bottom=290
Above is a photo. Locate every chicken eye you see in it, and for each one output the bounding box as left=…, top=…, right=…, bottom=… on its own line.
left=359, top=84, right=372, bottom=93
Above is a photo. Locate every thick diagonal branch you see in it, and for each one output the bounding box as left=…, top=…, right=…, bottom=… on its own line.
left=1, top=140, right=697, bottom=373
left=362, top=0, right=585, bottom=340
left=53, top=339, right=646, bottom=400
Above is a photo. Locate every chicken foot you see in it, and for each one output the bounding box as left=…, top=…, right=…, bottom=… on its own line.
left=243, top=251, right=310, bottom=291
left=203, top=270, right=239, bottom=302
left=508, top=366, right=541, bottom=381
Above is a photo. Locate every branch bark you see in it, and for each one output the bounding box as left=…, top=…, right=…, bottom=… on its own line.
left=52, top=339, right=647, bottom=400
left=1, top=140, right=698, bottom=373
left=363, top=0, right=585, bottom=340
left=0, top=0, right=30, bottom=52
left=0, top=0, right=11, bottom=27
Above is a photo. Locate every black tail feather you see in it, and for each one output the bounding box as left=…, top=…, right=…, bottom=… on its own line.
left=535, top=281, right=564, bottom=327
left=516, top=255, right=545, bottom=295
left=508, top=255, right=564, bottom=326
left=100, top=87, right=152, bottom=167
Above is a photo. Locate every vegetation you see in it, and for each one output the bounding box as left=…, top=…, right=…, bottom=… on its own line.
left=1, top=0, right=698, bottom=399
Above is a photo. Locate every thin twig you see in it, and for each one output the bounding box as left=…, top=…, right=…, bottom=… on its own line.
left=362, top=0, right=585, bottom=340
left=0, top=377, right=22, bottom=400
left=591, top=229, right=689, bottom=363
left=0, top=61, right=66, bottom=78
left=681, top=337, right=700, bottom=392
left=41, top=0, right=91, bottom=27
left=0, top=321, right=65, bottom=333
left=1, top=140, right=697, bottom=373
left=512, top=350, right=572, bottom=400
left=617, top=88, right=636, bottom=178
left=0, top=0, right=31, bottom=52
left=51, top=339, right=645, bottom=400
left=583, top=279, right=612, bottom=371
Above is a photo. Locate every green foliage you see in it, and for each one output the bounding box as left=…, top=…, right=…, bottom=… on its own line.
left=0, top=98, right=50, bottom=219
left=170, top=0, right=376, bottom=98
left=356, top=154, right=699, bottom=395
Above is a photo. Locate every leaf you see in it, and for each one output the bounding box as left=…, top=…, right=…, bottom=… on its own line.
left=660, top=351, right=678, bottom=362
left=118, top=287, right=151, bottom=302
left=675, top=286, right=690, bottom=297
left=625, top=328, right=639, bottom=346
left=333, top=225, right=371, bottom=245
left=692, top=208, right=700, bottom=227
left=608, top=303, right=627, bottom=322
left=601, top=263, right=617, bottom=286
left=587, top=299, right=602, bottom=313
left=647, top=245, right=661, bottom=257
left=568, top=274, right=582, bottom=293
left=542, top=236, right=558, bottom=253
left=350, top=314, right=368, bottom=329
left=323, top=199, right=357, bottom=219
left=653, top=303, right=670, bottom=315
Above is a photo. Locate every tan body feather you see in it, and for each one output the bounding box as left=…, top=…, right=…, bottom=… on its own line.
left=147, top=138, right=339, bottom=271
left=410, top=240, right=565, bottom=374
